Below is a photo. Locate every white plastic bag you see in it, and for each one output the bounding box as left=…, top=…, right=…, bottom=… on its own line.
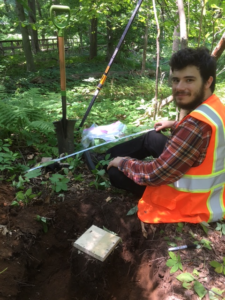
left=81, top=121, right=127, bottom=148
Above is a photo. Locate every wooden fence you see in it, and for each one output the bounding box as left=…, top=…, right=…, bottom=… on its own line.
left=0, top=38, right=59, bottom=56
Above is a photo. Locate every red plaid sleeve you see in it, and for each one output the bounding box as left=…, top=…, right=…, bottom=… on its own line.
left=118, top=117, right=212, bottom=186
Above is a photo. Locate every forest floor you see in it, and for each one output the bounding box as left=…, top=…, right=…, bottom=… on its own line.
left=0, top=160, right=225, bottom=300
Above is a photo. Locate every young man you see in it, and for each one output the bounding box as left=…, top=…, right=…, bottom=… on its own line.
left=106, top=47, right=225, bottom=224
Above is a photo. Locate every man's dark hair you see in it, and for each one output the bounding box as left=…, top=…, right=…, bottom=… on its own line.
left=169, top=47, right=216, bottom=93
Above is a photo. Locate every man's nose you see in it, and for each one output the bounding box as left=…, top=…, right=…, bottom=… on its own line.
left=176, top=80, right=185, bottom=90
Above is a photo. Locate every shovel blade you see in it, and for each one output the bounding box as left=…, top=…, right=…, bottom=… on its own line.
left=54, top=119, right=76, bottom=155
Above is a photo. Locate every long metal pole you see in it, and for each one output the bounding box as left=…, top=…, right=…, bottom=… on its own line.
left=79, top=0, right=144, bottom=128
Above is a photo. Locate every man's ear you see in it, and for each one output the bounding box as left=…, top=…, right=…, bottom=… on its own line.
left=205, top=76, right=213, bottom=89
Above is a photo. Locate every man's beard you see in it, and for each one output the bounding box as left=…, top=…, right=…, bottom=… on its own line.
left=173, top=84, right=205, bottom=110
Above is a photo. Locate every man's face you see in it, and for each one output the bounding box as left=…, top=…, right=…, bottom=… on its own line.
left=171, top=65, right=206, bottom=110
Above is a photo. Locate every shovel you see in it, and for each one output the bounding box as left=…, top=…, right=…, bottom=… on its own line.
left=50, top=5, right=76, bottom=155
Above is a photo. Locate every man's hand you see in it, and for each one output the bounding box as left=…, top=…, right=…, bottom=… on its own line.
left=107, top=157, right=126, bottom=170
left=154, top=120, right=176, bottom=132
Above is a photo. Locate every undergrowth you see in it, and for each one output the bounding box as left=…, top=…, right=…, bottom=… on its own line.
left=0, top=49, right=224, bottom=197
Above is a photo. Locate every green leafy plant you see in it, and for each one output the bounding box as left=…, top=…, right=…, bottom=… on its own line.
left=90, top=156, right=111, bottom=190
left=200, top=238, right=212, bottom=250
left=12, top=175, right=30, bottom=190
left=126, top=205, right=138, bottom=216
left=200, top=221, right=210, bottom=235
left=11, top=188, right=39, bottom=206
left=90, top=168, right=110, bottom=190
left=176, top=273, right=207, bottom=299
left=49, top=174, right=70, bottom=193
left=176, top=222, right=184, bottom=233
left=0, top=139, right=21, bottom=176
left=166, top=252, right=183, bottom=273
left=25, top=168, right=42, bottom=179
left=163, top=236, right=177, bottom=247
left=36, top=215, right=51, bottom=233
left=74, top=174, right=84, bottom=181
left=209, top=287, right=225, bottom=300
left=210, top=257, right=225, bottom=275
left=66, top=154, right=83, bottom=172
left=215, top=222, right=225, bottom=236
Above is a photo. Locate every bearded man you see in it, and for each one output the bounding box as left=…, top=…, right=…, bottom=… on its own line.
left=106, top=47, right=225, bottom=224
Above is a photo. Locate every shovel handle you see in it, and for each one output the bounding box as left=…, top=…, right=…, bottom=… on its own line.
left=50, top=5, right=70, bottom=37
left=58, top=36, right=66, bottom=92
left=50, top=5, right=70, bottom=92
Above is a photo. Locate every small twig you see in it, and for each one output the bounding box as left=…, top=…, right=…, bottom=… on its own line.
left=204, top=286, right=224, bottom=298
left=16, top=281, right=35, bottom=287
left=17, top=147, right=26, bottom=165
left=0, top=267, right=8, bottom=274
left=148, top=256, right=166, bottom=262
left=139, top=249, right=155, bottom=256
left=24, top=251, right=40, bottom=262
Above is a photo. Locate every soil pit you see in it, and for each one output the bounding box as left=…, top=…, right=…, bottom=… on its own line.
left=0, top=180, right=225, bottom=300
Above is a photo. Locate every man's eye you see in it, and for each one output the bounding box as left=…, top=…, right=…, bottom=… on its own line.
left=172, top=79, right=179, bottom=83
left=187, top=79, right=194, bottom=82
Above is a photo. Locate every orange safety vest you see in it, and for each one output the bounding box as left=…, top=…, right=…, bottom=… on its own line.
left=138, top=94, right=225, bottom=223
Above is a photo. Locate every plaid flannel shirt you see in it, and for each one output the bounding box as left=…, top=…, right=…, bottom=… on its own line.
left=118, top=116, right=212, bottom=186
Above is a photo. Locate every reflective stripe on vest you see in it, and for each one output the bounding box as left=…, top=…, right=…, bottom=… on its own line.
left=171, top=101, right=225, bottom=222
left=172, top=103, right=225, bottom=192
left=207, top=186, right=225, bottom=222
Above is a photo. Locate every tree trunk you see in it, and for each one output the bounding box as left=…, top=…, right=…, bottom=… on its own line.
left=78, top=28, right=83, bottom=54
left=3, top=0, right=10, bottom=13
left=36, top=0, right=42, bottom=18
left=141, top=11, right=149, bottom=75
left=177, top=0, right=188, bottom=49
left=198, top=0, right=205, bottom=47
left=211, top=31, right=225, bottom=60
left=152, top=0, right=160, bottom=120
left=106, top=15, right=114, bottom=61
left=16, top=0, right=35, bottom=72
left=168, top=26, right=180, bottom=87
left=187, top=0, right=190, bottom=37
left=28, top=0, right=40, bottom=54
left=159, top=0, right=165, bottom=40
left=172, top=25, right=180, bottom=53
left=90, top=18, right=98, bottom=59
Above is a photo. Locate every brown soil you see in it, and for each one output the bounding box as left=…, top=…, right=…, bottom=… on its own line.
left=0, top=163, right=225, bottom=300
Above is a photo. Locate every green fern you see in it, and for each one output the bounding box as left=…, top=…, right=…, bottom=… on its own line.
left=29, top=121, right=55, bottom=133
left=0, top=89, right=58, bottom=148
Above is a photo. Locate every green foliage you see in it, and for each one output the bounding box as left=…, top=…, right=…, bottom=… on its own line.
left=200, top=221, right=210, bottom=235
left=126, top=205, right=138, bottom=216
left=176, top=272, right=195, bottom=283
left=90, top=168, right=110, bottom=190
left=209, top=287, right=225, bottom=300
left=89, top=155, right=111, bottom=190
left=36, top=215, right=49, bottom=233
left=49, top=174, right=70, bottom=193
left=166, top=252, right=183, bottom=273
left=0, top=139, right=21, bottom=176
left=210, top=257, right=225, bottom=275
left=0, top=88, right=57, bottom=156
left=12, top=187, right=40, bottom=206
left=65, top=154, right=83, bottom=172
left=215, top=222, right=225, bottom=236
left=12, top=175, right=29, bottom=190
left=25, top=169, right=42, bottom=179
left=176, top=223, right=184, bottom=233
left=200, top=238, right=212, bottom=250
left=193, top=281, right=207, bottom=299
left=176, top=272, right=207, bottom=299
